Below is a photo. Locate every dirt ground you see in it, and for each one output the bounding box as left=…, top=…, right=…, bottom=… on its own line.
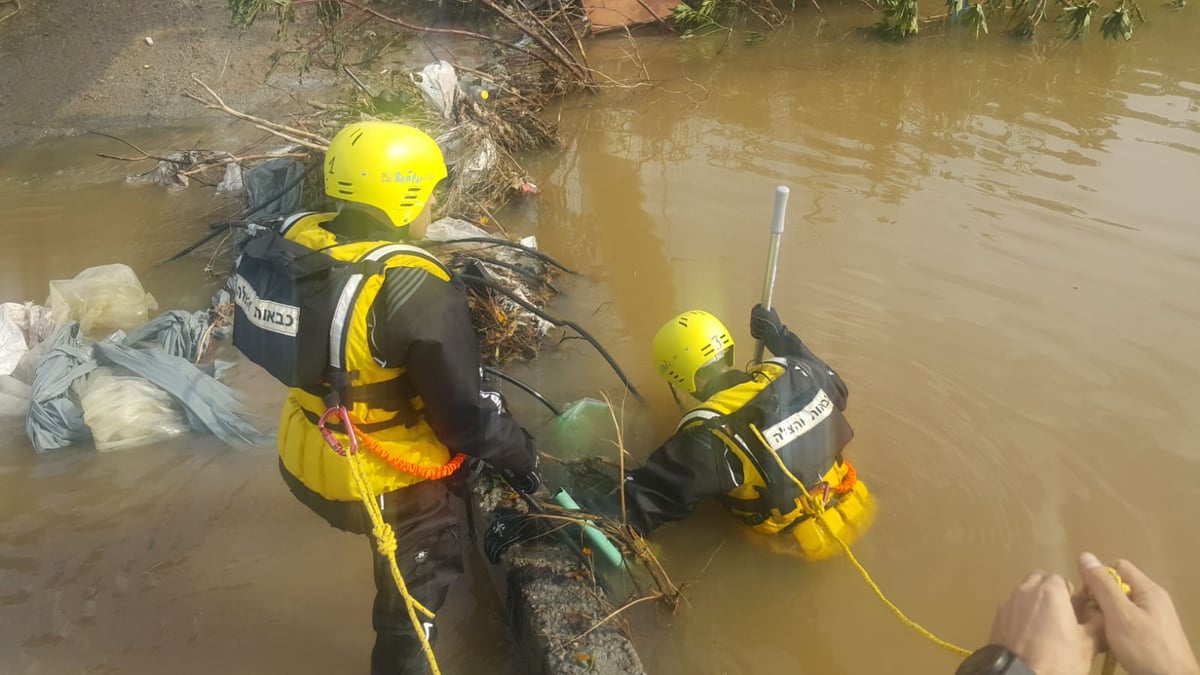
left=0, top=0, right=325, bottom=148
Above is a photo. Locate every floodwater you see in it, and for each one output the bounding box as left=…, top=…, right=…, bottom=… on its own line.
left=4, top=5, right=1200, bottom=675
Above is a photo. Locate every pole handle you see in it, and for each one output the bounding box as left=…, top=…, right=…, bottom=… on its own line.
left=754, top=186, right=789, bottom=362
left=769, top=186, right=789, bottom=237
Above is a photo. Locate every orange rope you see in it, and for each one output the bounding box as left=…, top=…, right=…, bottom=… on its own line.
left=833, top=460, right=857, bottom=495
left=350, top=426, right=465, bottom=481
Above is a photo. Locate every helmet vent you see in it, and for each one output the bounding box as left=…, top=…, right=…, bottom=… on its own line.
left=400, top=186, right=423, bottom=208
left=337, top=181, right=353, bottom=186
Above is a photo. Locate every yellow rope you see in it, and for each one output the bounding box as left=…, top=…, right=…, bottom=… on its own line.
left=747, top=424, right=972, bottom=658
left=342, top=436, right=442, bottom=675
left=1097, top=567, right=1131, bottom=675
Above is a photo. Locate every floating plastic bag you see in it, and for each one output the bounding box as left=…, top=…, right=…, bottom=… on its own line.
left=0, top=375, right=30, bottom=417
left=47, top=264, right=159, bottom=337
left=424, top=217, right=492, bottom=244
left=79, top=374, right=190, bottom=452
left=2, top=302, right=55, bottom=348
left=0, top=312, right=27, bottom=376
left=536, top=398, right=620, bottom=462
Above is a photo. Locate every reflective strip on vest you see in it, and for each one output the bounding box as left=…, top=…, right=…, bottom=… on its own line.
left=329, top=273, right=365, bottom=370
left=280, top=211, right=317, bottom=234
left=363, top=243, right=448, bottom=272
left=677, top=408, right=720, bottom=432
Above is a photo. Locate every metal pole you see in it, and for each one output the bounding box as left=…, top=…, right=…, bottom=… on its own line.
left=754, top=186, right=790, bottom=362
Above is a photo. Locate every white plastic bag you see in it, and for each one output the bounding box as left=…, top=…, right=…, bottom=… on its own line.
left=0, top=312, right=26, bottom=376
left=2, top=302, right=55, bottom=347
left=79, top=375, right=190, bottom=452
left=424, top=217, right=493, bottom=243
left=0, top=375, right=30, bottom=417
left=412, top=60, right=459, bottom=119
left=47, top=264, right=159, bottom=337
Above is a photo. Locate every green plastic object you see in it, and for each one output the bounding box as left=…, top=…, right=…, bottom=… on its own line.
left=536, top=398, right=617, bottom=462
left=553, top=488, right=624, bottom=568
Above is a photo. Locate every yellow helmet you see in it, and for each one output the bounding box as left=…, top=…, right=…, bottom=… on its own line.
left=324, top=121, right=448, bottom=228
left=652, top=310, right=735, bottom=395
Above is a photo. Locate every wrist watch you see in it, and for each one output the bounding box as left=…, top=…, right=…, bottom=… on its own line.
left=955, top=645, right=1037, bottom=675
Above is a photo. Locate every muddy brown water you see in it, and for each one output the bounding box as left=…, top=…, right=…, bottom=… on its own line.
left=4, top=7, right=1200, bottom=674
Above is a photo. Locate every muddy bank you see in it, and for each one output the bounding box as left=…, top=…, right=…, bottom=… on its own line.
left=0, top=0, right=316, bottom=147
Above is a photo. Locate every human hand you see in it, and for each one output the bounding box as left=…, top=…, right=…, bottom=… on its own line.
left=1079, top=552, right=1200, bottom=675
left=506, top=470, right=541, bottom=495
left=988, top=571, right=1100, bottom=675
left=749, top=304, right=786, bottom=345
left=483, top=507, right=553, bottom=563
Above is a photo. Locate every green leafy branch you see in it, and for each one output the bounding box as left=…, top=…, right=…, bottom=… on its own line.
left=876, top=0, right=1156, bottom=39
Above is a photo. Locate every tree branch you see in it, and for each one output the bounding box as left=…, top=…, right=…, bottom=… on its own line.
left=184, top=76, right=332, bottom=146
left=0, top=0, right=20, bottom=25
left=299, top=0, right=575, bottom=82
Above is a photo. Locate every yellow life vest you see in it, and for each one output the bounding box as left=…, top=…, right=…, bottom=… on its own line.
left=276, top=212, right=456, bottom=502
left=679, top=360, right=874, bottom=560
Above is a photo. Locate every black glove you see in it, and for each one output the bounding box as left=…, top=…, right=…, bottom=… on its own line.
left=750, top=304, right=787, bottom=350
left=506, top=470, right=542, bottom=495
left=483, top=507, right=554, bottom=563
left=572, top=492, right=620, bottom=522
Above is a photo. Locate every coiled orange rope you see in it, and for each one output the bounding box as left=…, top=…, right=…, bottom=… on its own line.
left=833, top=460, right=858, bottom=495
left=351, top=427, right=466, bottom=481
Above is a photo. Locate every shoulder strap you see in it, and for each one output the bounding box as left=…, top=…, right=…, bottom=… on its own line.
left=279, top=211, right=319, bottom=235
left=676, top=407, right=721, bottom=432
left=360, top=243, right=447, bottom=270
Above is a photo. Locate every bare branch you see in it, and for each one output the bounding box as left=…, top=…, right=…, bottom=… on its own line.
left=301, top=0, right=576, bottom=82
left=0, top=0, right=20, bottom=25
left=634, top=0, right=676, bottom=32
left=179, top=152, right=310, bottom=177
left=185, top=76, right=332, bottom=146
left=562, top=593, right=665, bottom=648
left=251, top=125, right=328, bottom=151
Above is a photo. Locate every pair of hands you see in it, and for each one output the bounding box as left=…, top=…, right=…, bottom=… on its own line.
left=990, top=552, right=1199, bottom=675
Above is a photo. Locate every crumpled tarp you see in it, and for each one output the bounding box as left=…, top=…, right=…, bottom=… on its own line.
left=244, top=157, right=305, bottom=217
left=122, top=309, right=210, bottom=363
left=93, top=340, right=268, bottom=447
left=24, top=321, right=268, bottom=453
left=26, top=323, right=98, bottom=452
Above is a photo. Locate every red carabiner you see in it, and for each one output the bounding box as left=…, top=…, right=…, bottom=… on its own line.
left=810, top=480, right=831, bottom=507
left=318, top=405, right=359, bottom=457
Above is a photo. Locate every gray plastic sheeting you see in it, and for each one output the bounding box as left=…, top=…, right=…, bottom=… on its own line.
left=26, top=323, right=97, bottom=452
left=244, top=158, right=305, bottom=218
left=122, top=309, right=210, bottom=363
left=93, top=341, right=268, bottom=448
left=25, top=321, right=268, bottom=453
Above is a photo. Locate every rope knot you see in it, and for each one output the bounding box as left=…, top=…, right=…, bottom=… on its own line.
left=374, top=523, right=398, bottom=557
